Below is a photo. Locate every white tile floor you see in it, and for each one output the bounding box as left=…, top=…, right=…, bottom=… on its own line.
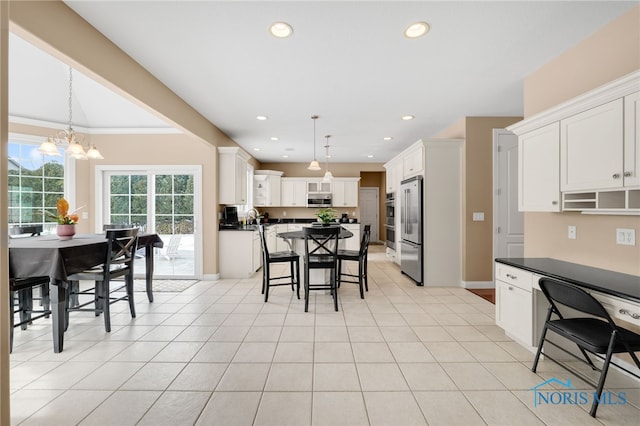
left=9, top=246, right=640, bottom=425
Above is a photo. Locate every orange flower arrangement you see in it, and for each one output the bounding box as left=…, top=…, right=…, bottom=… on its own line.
left=47, top=198, right=79, bottom=225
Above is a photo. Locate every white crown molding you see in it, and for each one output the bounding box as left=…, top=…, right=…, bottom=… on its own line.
left=8, top=115, right=181, bottom=135
left=507, top=70, right=640, bottom=135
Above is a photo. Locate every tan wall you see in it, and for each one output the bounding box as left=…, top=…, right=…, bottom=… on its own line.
left=523, top=6, right=640, bottom=276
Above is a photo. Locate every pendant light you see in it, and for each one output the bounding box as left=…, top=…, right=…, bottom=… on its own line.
left=38, top=66, right=104, bottom=160
left=307, top=115, right=321, bottom=171
left=322, top=134, right=333, bottom=182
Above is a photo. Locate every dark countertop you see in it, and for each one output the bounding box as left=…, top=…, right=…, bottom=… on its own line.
left=495, top=257, right=640, bottom=303
left=219, top=218, right=358, bottom=231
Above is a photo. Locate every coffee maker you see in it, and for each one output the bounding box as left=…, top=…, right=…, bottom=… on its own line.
left=221, top=206, right=239, bottom=227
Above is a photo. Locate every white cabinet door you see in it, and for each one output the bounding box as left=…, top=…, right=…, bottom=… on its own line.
left=402, top=144, right=424, bottom=178
left=518, top=122, right=561, bottom=212
left=218, top=147, right=249, bottom=205
left=495, top=280, right=533, bottom=346
left=338, top=224, right=361, bottom=251
left=266, top=226, right=277, bottom=253
left=307, top=180, right=331, bottom=193
left=252, top=231, right=262, bottom=272
left=624, top=92, right=640, bottom=187
left=254, top=174, right=282, bottom=206
left=332, top=179, right=359, bottom=207
left=384, top=161, right=398, bottom=193
left=281, top=179, right=307, bottom=207
left=275, top=224, right=290, bottom=252
left=560, top=98, right=624, bottom=191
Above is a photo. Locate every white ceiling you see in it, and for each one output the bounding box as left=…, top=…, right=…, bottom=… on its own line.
left=8, top=1, right=637, bottom=163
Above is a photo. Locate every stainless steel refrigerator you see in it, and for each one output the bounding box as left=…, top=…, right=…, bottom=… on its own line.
left=400, top=175, right=423, bottom=285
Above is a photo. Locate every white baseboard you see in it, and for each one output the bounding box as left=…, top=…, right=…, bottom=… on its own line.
left=462, top=281, right=495, bottom=289
left=201, top=273, right=220, bottom=282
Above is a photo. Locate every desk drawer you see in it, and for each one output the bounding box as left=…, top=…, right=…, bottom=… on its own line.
left=495, top=263, right=533, bottom=292
left=591, top=292, right=640, bottom=329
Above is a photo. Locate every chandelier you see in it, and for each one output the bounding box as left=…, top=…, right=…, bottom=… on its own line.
left=322, top=134, right=333, bottom=182
left=307, top=115, right=321, bottom=171
left=38, top=66, right=104, bottom=160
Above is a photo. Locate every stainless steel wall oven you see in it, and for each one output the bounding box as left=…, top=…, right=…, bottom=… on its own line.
left=385, top=192, right=395, bottom=249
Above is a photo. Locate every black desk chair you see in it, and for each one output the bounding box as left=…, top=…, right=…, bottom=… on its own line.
left=337, top=224, right=371, bottom=299
left=303, top=226, right=340, bottom=312
left=258, top=225, right=300, bottom=302
left=65, top=228, right=139, bottom=332
left=8, top=224, right=51, bottom=353
left=532, top=278, right=640, bottom=417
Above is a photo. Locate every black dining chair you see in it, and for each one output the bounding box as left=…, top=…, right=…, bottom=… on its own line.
left=532, top=277, right=640, bottom=417
left=303, top=226, right=340, bottom=312
left=337, top=224, right=371, bottom=299
left=258, top=225, right=300, bottom=302
left=65, top=228, right=139, bottom=332
left=8, top=224, right=51, bottom=353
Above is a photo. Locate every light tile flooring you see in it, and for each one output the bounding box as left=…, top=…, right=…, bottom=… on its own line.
left=9, top=246, right=640, bottom=425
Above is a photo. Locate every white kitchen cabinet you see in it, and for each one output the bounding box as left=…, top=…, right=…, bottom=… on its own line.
left=219, top=230, right=261, bottom=278
left=218, top=147, right=249, bottom=205
left=494, top=262, right=534, bottom=347
left=332, top=178, right=360, bottom=207
left=384, top=159, right=400, bottom=194
left=281, top=178, right=307, bottom=207
left=402, top=144, right=424, bottom=178
left=307, top=180, right=331, bottom=193
left=339, top=223, right=361, bottom=251
left=624, top=91, right=640, bottom=188
left=518, top=122, right=561, bottom=212
left=254, top=170, right=283, bottom=207
left=560, top=98, right=624, bottom=192
left=265, top=225, right=277, bottom=253
left=275, top=224, right=290, bottom=252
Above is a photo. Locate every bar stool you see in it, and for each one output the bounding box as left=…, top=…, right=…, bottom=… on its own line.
left=303, top=226, right=340, bottom=312
left=258, top=225, right=300, bottom=302
left=337, top=224, right=371, bottom=299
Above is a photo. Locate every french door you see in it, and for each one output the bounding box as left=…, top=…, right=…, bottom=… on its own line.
left=97, top=166, right=202, bottom=279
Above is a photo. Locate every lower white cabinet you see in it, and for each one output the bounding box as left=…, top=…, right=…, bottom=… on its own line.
left=219, top=230, right=262, bottom=278
left=495, top=262, right=533, bottom=347
left=253, top=231, right=262, bottom=272
left=339, top=224, right=361, bottom=251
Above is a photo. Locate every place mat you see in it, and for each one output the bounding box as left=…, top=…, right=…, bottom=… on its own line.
left=134, top=279, right=198, bottom=293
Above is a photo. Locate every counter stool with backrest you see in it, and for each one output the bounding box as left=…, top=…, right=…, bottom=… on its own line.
left=532, top=277, right=640, bottom=417
left=65, top=228, right=139, bottom=332
left=303, top=226, right=340, bottom=312
left=258, top=224, right=300, bottom=302
left=337, top=224, right=371, bottom=299
left=8, top=224, right=51, bottom=352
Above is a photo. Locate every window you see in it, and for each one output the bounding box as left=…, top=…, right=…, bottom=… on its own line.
left=8, top=135, right=67, bottom=232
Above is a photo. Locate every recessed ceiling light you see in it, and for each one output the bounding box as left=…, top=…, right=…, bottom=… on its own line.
left=270, top=137, right=279, bottom=141
left=282, top=155, right=289, bottom=158
left=404, top=21, right=430, bottom=39
left=256, top=115, right=268, bottom=121
left=253, top=148, right=260, bottom=151
left=384, top=137, right=393, bottom=141
left=367, top=154, right=374, bottom=158
left=270, top=22, right=293, bottom=38
left=401, top=115, right=415, bottom=121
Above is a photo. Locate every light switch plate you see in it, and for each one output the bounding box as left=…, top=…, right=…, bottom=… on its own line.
left=472, top=212, right=484, bottom=221
left=616, top=228, right=636, bottom=246
left=568, top=226, right=576, bottom=240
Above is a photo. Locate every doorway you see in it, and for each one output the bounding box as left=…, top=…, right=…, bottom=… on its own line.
left=96, top=165, right=202, bottom=279
left=493, top=129, right=524, bottom=262
left=359, top=187, right=379, bottom=242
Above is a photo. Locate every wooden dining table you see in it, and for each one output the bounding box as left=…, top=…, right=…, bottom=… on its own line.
left=8, top=232, right=163, bottom=353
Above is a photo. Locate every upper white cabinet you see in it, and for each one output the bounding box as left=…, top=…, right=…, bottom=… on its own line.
left=254, top=170, right=283, bottom=207
left=384, top=159, right=400, bottom=194
left=218, top=147, right=249, bottom=205
left=560, top=98, right=624, bottom=192
left=402, top=144, right=424, bottom=178
left=509, top=71, right=640, bottom=214
left=281, top=178, right=307, bottom=207
left=624, top=91, right=640, bottom=188
left=518, top=122, right=560, bottom=212
left=332, top=178, right=360, bottom=207
left=307, top=180, right=331, bottom=193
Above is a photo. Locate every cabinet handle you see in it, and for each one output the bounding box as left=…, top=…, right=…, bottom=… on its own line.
left=506, top=273, right=517, bottom=280
left=612, top=173, right=621, bottom=179
left=508, top=286, right=514, bottom=291
left=551, top=201, right=558, bottom=205
left=623, top=171, right=633, bottom=177
left=619, top=308, right=640, bottom=320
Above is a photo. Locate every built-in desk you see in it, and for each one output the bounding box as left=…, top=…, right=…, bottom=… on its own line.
left=494, top=257, right=640, bottom=377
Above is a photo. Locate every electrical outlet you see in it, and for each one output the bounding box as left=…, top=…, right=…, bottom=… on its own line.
left=567, top=225, right=576, bottom=240
left=616, top=228, right=636, bottom=246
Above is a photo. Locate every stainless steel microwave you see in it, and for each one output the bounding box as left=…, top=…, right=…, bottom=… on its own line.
left=307, top=192, right=332, bottom=208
